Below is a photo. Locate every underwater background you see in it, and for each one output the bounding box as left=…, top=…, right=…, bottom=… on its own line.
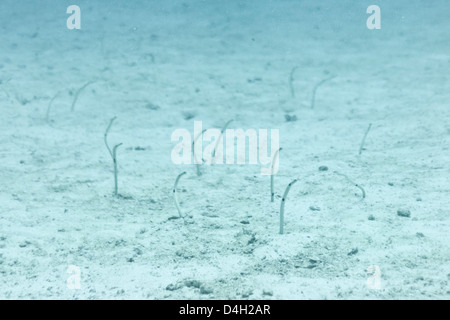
left=0, top=0, right=449, bottom=299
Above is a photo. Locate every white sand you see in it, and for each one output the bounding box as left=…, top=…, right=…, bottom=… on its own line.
left=0, top=0, right=449, bottom=299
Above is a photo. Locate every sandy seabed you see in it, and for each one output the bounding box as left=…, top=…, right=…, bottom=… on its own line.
left=0, top=1, right=449, bottom=299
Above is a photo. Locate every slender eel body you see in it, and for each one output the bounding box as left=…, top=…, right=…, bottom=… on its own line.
left=173, top=172, right=187, bottom=218
left=104, top=117, right=122, bottom=196
left=112, top=143, right=123, bottom=196
left=359, top=123, right=373, bottom=155
left=334, top=171, right=366, bottom=200
left=212, top=120, right=233, bottom=160
left=311, top=76, right=335, bottom=109
left=280, top=179, right=298, bottom=235
left=289, top=67, right=298, bottom=98
left=192, top=129, right=206, bottom=176
left=71, top=81, right=96, bottom=112
left=46, top=91, right=60, bottom=122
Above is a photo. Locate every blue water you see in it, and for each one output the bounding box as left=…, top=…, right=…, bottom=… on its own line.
left=0, top=0, right=449, bottom=300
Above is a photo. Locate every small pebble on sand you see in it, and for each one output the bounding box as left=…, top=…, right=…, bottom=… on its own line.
left=397, top=209, right=411, bottom=218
